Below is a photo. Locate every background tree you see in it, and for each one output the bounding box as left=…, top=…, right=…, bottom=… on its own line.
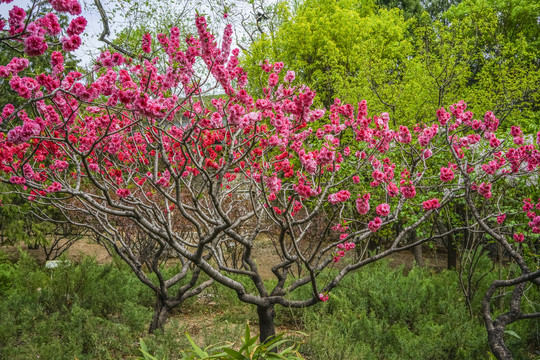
left=242, top=0, right=540, bottom=132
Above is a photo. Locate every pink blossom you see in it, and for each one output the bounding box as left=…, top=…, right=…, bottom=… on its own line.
left=422, top=198, right=440, bottom=210
left=116, top=188, right=131, bottom=198
left=61, top=35, right=82, bottom=52
left=356, top=193, right=370, bottom=215
left=440, top=167, right=454, bottom=182
left=489, top=137, right=500, bottom=148
left=284, top=70, right=295, bottom=82
left=400, top=183, right=416, bottom=199
left=265, top=176, right=282, bottom=194
left=368, top=217, right=382, bottom=232
left=268, top=73, right=279, bottom=87
left=317, top=147, right=335, bottom=165
left=387, top=182, right=399, bottom=197
left=376, top=203, right=390, bottom=217
left=513, top=233, right=524, bottom=243
left=51, top=51, right=64, bottom=74
left=352, top=175, right=360, bottom=184
left=510, top=126, right=522, bottom=137
left=319, top=293, right=329, bottom=302
left=1, top=104, right=15, bottom=122
left=372, top=170, right=385, bottom=182
left=328, top=190, right=351, bottom=204
left=436, top=107, right=451, bottom=125
left=496, top=214, right=506, bottom=224
left=523, top=199, right=534, bottom=212
left=397, top=125, right=411, bottom=143
left=66, top=16, right=87, bottom=36
left=142, top=33, right=152, bottom=53
left=23, top=35, right=48, bottom=57
left=38, top=13, right=61, bottom=35
left=10, top=176, right=26, bottom=185
left=478, top=182, right=492, bottom=199
left=46, top=181, right=62, bottom=193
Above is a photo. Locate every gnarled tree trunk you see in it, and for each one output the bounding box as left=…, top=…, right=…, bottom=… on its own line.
left=257, top=304, right=276, bottom=344
left=149, top=297, right=172, bottom=334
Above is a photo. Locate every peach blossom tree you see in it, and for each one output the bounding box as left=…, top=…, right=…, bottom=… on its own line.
left=0, top=0, right=539, bottom=355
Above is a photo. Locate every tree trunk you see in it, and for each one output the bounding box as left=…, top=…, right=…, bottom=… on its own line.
left=487, top=327, right=513, bottom=360
left=257, top=304, right=276, bottom=345
left=447, top=234, right=457, bottom=270
left=410, top=229, right=424, bottom=267
left=149, top=298, right=171, bottom=334
left=413, top=245, right=424, bottom=267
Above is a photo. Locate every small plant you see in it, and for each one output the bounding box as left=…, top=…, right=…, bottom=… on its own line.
left=139, top=323, right=305, bottom=360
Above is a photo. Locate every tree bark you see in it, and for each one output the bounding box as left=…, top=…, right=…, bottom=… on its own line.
left=413, top=245, right=424, bottom=267
left=487, top=327, right=513, bottom=360
left=149, top=297, right=172, bottom=334
left=257, top=304, right=276, bottom=345
left=447, top=233, right=457, bottom=270
left=410, top=229, right=424, bottom=267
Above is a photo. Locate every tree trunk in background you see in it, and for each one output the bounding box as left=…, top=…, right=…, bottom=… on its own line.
left=413, top=245, right=424, bottom=267
left=149, top=297, right=172, bottom=334
left=447, top=234, right=457, bottom=270
left=410, top=229, right=424, bottom=267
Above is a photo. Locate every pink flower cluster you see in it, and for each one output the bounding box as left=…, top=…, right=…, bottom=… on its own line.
left=66, top=16, right=86, bottom=36
left=0, top=57, right=29, bottom=78
left=522, top=198, right=540, bottom=234
left=368, top=217, right=382, bottom=232
left=513, top=233, right=524, bottom=243
left=156, top=170, right=171, bottom=187
left=50, top=0, right=82, bottom=15
left=422, top=198, right=440, bottom=211
left=116, top=188, right=131, bottom=198
left=46, top=181, right=62, bottom=193
left=5, top=1, right=84, bottom=56
left=328, top=190, right=351, bottom=204
left=142, top=33, right=152, bottom=53
left=294, top=178, right=319, bottom=199
left=440, top=166, right=455, bottom=182
left=376, top=203, right=390, bottom=217
left=332, top=241, right=356, bottom=262
left=265, top=176, right=282, bottom=194
left=356, top=193, right=370, bottom=215
left=477, top=182, right=492, bottom=199
left=319, top=293, right=329, bottom=302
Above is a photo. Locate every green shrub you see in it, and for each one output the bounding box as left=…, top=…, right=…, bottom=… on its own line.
left=300, top=261, right=490, bottom=360
left=139, top=322, right=305, bottom=360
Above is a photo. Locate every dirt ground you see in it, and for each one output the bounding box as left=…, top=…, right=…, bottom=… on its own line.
left=1, top=235, right=450, bottom=277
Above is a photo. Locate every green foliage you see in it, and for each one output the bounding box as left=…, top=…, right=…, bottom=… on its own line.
left=0, top=251, right=538, bottom=359
left=139, top=323, right=305, bottom=360
left=0, top=253, right=153, bottom=359
left=242, top=0, right=540, bottom=131
left=298, top=259, right=529, bottom=360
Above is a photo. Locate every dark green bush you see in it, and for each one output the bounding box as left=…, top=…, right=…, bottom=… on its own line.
left=0, top=251, right=153, bottom=359
left=298, top=259, right=533, bottom=360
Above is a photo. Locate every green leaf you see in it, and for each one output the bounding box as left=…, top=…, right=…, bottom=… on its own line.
left=186, top=332, right=209, bottom=358
left=504, top=330, right=521, bottom=339
left=223, top=348, right=247, bottom=360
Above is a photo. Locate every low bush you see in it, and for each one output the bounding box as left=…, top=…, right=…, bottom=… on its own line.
left=299, top=259, right=538, bottom=360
